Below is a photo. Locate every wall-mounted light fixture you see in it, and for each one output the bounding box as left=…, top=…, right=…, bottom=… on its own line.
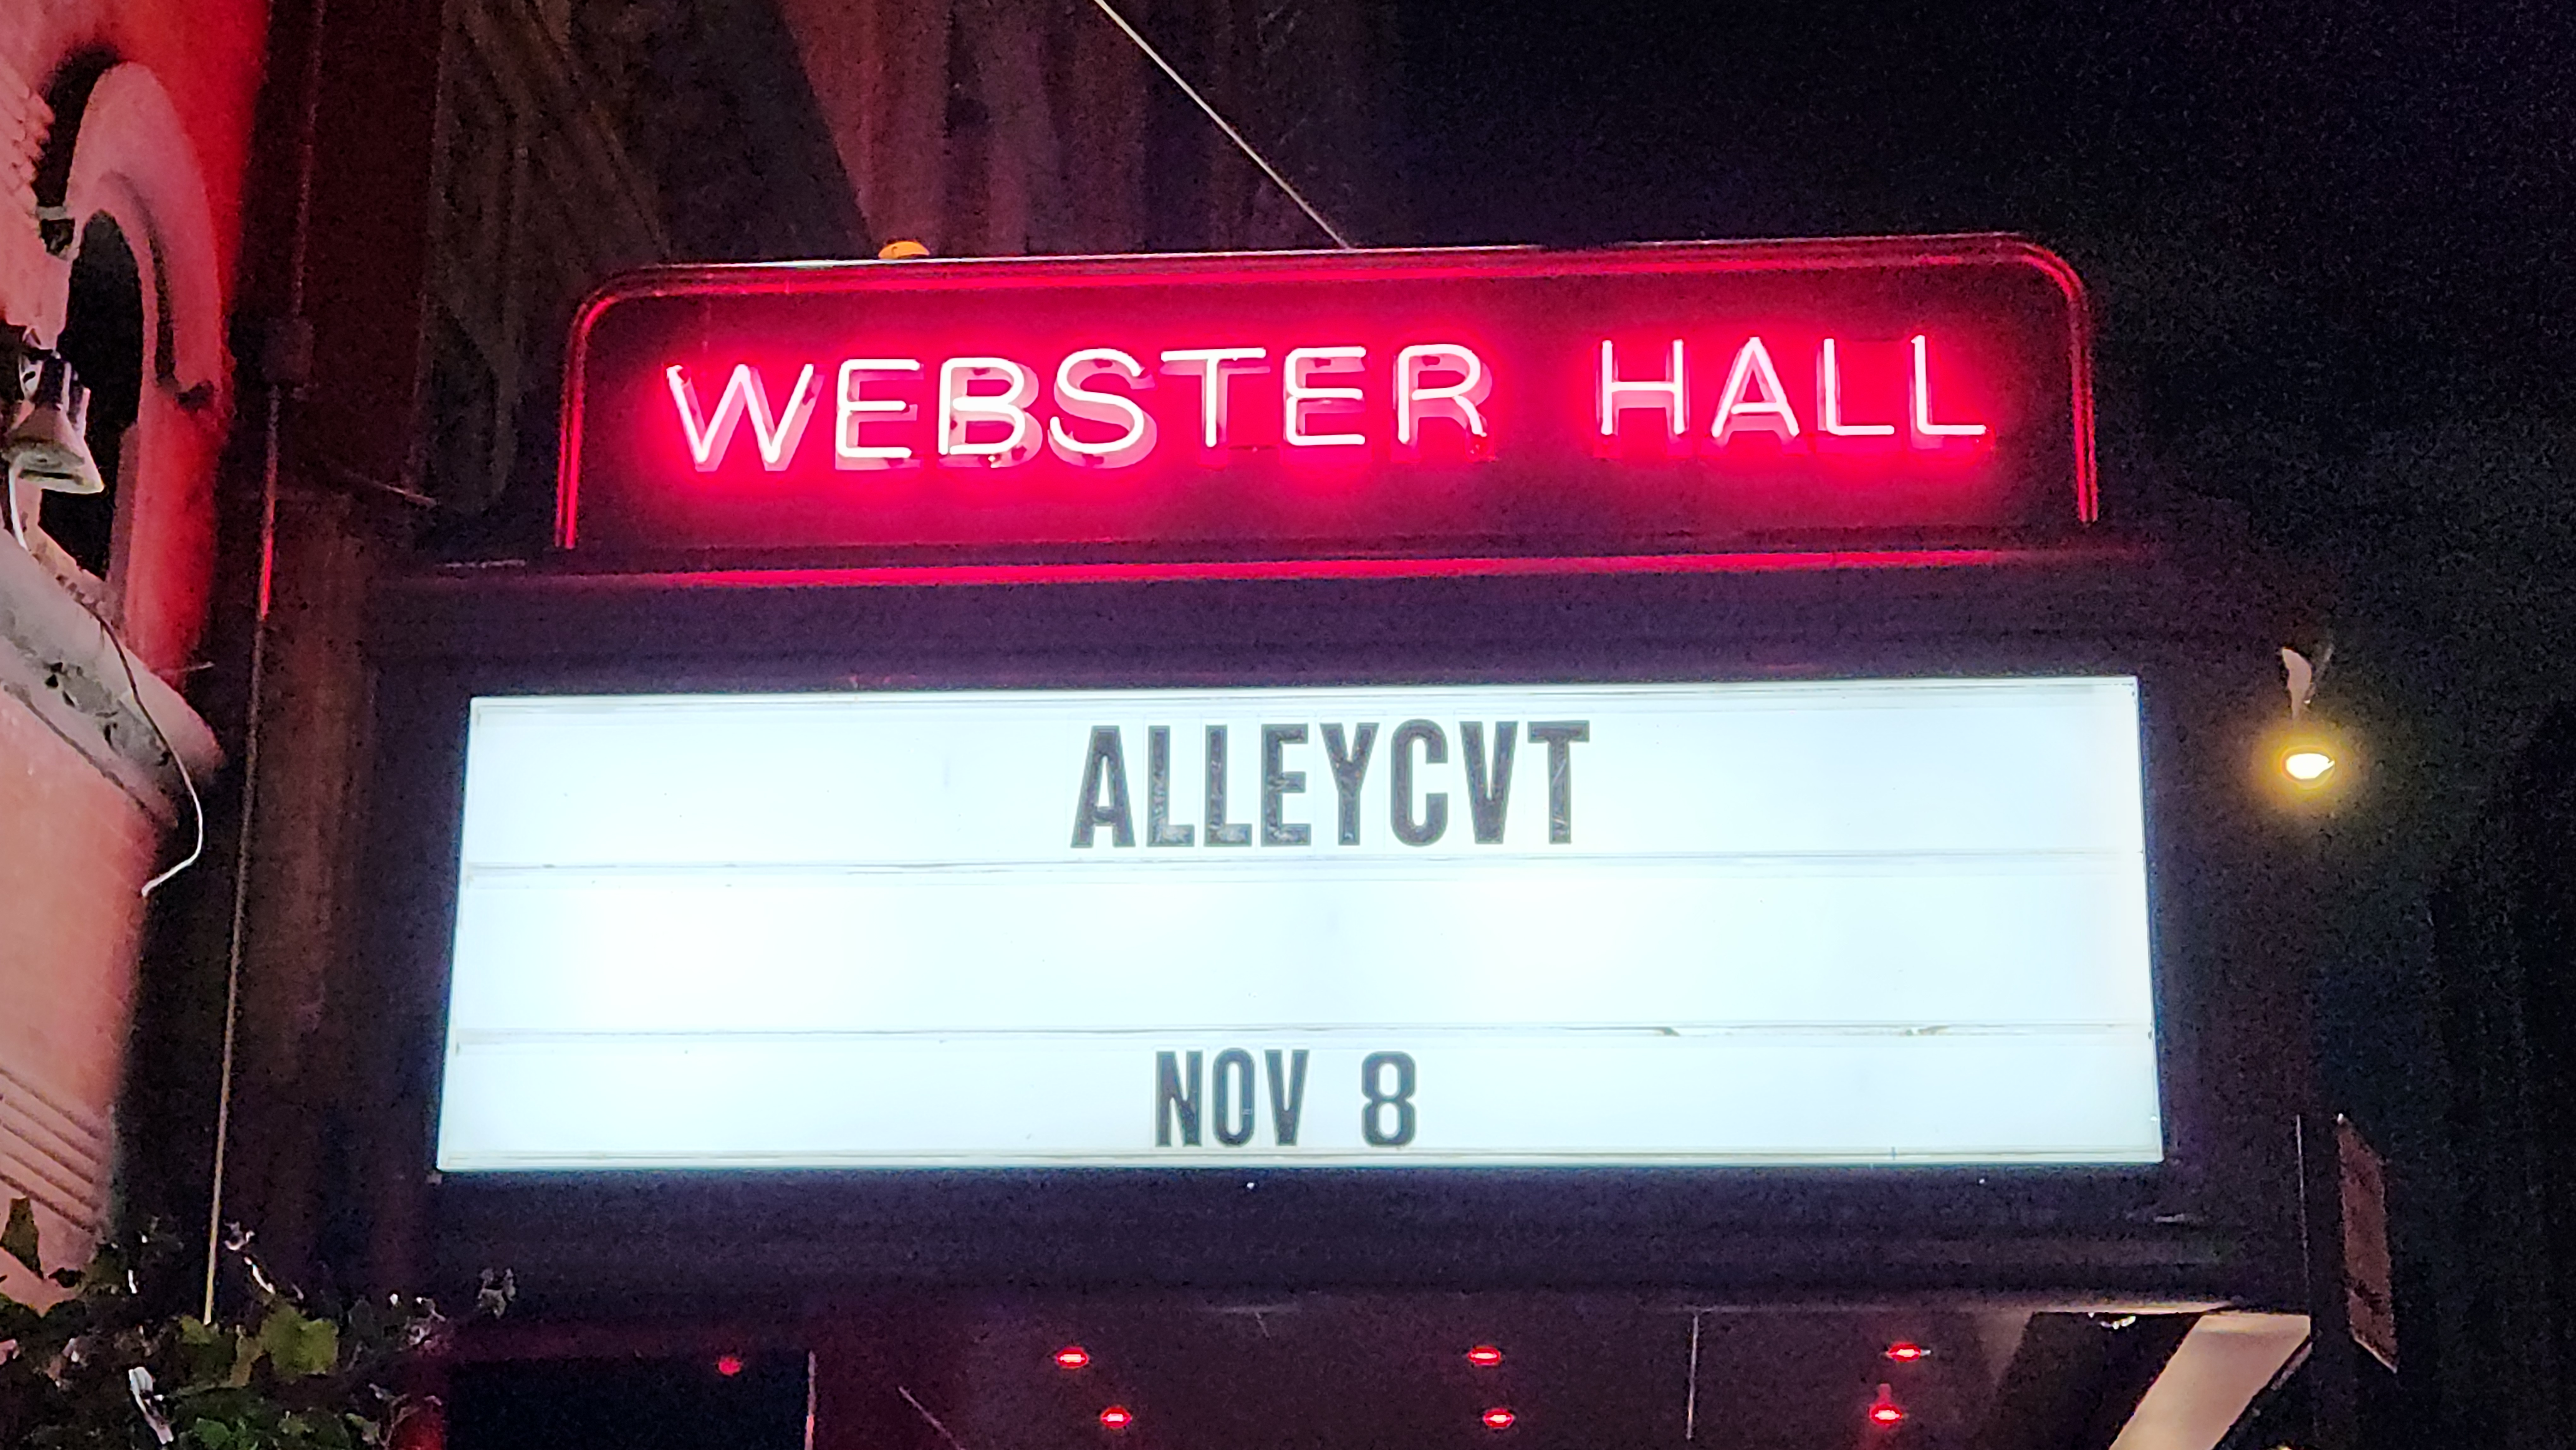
left=3, top=334, right=105, bottom=544
left=2265, top=645, right=2355, bottom=806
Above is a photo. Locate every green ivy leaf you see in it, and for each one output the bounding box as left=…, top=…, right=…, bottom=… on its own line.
left=1, top=1197, right=41, bottom=1275
left=226, top=1326, right=265, bottom=1387
left=176, top=1316, right=243, bottom=1388
left=258, top=1305, right=341, bottom=1380
left=70, top=1241, right=129, bottom=1302
left=0, top=1296, right=42, bottom=1339
left=343, top=1298, right=384, bottom=1349
left=284, top=1407, right=360, bottom=1450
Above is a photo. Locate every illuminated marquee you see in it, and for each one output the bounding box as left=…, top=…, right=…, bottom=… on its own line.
left=560, top=237, right=2094, bottom=573
left=436, top=678, right=2161, bottom=1170
left=659, top=333, right=1990, bottom=473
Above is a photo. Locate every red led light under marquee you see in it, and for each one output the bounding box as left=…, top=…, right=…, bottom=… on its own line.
left=1884, top=1342, right=1931, bottom=1363
left=1465, top=1345, right=1505, bottom=1367
left=714, top=1354, right=744, bottom=1378
left=558, top=239, right=2096, bottom=576
left=1054, top=1346, right=1091, bottom=1369
left=1868, top=1383, right=1906, bottom=1426
left=1098, top=1406, right=1133, bottom=1429
left=1481, top=1408, right=1517, bottom=1430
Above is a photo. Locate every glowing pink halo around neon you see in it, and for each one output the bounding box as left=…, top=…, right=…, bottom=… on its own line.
left=560, top=238, right=2093, bottom=571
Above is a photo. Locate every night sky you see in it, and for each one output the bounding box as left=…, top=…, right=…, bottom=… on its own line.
left=1397, top=0, right=2576, bottom=1244
left=1398, top=0, right=2574, bottom=423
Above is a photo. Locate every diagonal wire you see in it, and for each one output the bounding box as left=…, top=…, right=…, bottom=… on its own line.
left=1685, top=1310, right=1702, bottom=1440
left=897, top=1386, right=971, bottom=1450
left=1085, top=0, right=1356, bottom=249
left=206, top=0, right=327, bottom=1324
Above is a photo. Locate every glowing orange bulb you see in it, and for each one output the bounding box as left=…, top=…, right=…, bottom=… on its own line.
left=2263, top=724, right=2354, bottom=805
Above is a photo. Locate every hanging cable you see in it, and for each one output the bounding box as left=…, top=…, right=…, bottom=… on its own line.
left=204, top=0, right=328, bottom=1323
left=92, top=600, right=205, bottom=897
left=1084, top=0, right=1356, bottom=249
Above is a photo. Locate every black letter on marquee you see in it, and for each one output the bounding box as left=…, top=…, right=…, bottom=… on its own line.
left=1390, top=719, right=1449, bottom=847
left=1072, top=727, right=1135, bottom=847
left=1527, top=721, right=1591, bottom=844
left=1156, top=1050, right=1204, bottom=1146
left=1460, top=722, right=1518, bottom=844
left=1322, top=722, right=1377, bottom=845
left=1147, top=726, right=1194, bottom=846
left=1204, top=726, right=1251, bottom=846
left=1361, top=1051, right=1418, bottom=1147
left=1265, top=1048, right=1309, bottom=1146
left=1212, top=1048, right=1257, bottom=1146
left=1261, top=724, right=1311, bottom=846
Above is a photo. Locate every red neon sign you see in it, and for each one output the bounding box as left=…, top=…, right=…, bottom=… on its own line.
left=558, top=238, right=2094, bottom=575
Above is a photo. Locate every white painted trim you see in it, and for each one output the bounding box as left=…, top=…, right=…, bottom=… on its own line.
left=0, top=527, right=220, bottom=823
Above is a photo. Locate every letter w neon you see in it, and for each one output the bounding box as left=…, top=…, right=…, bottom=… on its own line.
left=665, top=363, right=818, bottom=471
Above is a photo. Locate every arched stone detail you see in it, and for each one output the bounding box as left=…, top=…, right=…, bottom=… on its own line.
left=50, top=62, right=234, bottom=675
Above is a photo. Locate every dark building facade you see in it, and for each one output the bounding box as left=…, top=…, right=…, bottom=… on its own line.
left=2428, top=704, right=2576, bottom=1450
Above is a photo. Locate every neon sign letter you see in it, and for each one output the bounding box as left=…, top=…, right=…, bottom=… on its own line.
left=666, top=362, right=817, bottom=472
left=1047, top=348, right=1156, bottom=468
left=1283, top=346, right=1367, bottom=448
left=1708, top=336, right=1800, bottom=446
left=1816, top=339, right=1894, bottom=440
left=1597, top=340, right=1687, bottom=452
left=1394, top=343, right=1491, bottom=452
left=1159, top=347, right=1268, bottom=450
left=836, top=358, right=923, bottom=469
left=1909, top=334, right=1988, bottom=447
left=939, top=357, right=1041, bottom=466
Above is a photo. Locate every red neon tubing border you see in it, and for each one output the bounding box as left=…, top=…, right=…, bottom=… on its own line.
left=525, top=545, right=2143, bottom=593
left=553, top=235, right=2100, bottom=563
